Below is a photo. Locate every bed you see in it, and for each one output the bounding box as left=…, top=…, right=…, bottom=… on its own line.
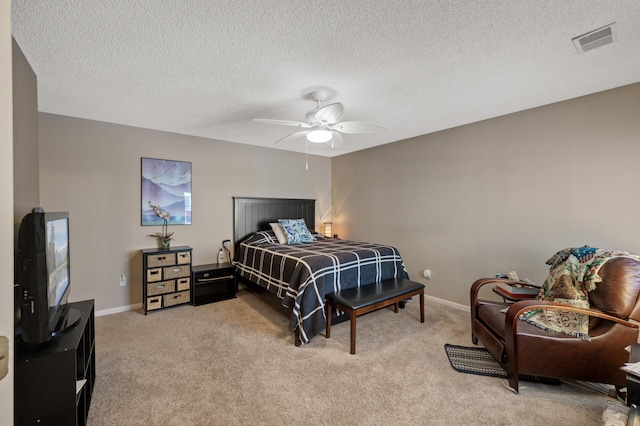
left=233, top=197, right=409, bottom=346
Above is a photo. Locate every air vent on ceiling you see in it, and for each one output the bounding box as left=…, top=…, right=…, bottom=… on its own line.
left=572, top=23, right=616, bottom=54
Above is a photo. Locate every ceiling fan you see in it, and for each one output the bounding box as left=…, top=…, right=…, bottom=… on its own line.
left=253, top=90, right=388, bottom=148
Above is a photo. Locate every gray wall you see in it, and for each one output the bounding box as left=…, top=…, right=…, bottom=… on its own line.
left=2, top=34, right=40, bottom=418
left=22, top=80, right=640, bottom=314
left=332, top=83, right=640, bottom=307
left=1, top=6, right=14, bottom=415
left=37, top=114, right=332, bottom=312
left=12, top=38, right=39, bottom=222
left=11, top=36, right=40, bottom=378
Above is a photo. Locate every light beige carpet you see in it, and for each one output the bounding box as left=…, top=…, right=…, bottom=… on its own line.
left=86, top=288, right=610, bottom=425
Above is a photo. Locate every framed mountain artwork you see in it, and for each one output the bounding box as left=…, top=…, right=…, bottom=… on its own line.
left=141, top=157, right=192, bottom=226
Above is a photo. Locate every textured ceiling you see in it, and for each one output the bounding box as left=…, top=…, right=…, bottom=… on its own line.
left=11, top=1, right=640, bottom=157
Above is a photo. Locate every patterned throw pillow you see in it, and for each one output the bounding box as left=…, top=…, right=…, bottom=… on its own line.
left=277, top=218, right=315, bottom=244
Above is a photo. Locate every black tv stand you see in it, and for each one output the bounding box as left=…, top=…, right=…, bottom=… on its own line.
left=51, top=307, right=82, bottom=337
left=15, top=299, right=96, bottom=425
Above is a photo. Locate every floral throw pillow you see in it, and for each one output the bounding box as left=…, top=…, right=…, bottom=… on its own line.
left=277, top=218, right=315, bottom=244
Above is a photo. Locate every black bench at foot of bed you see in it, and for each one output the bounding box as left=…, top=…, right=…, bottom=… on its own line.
left=325, top=278, right=425, bottom=354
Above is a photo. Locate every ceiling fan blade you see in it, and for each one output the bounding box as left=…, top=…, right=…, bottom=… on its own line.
left=328, top=131, right=343, bottom=148
left=315, top=103, right=344, bottom=124
left=330, top=121, right=389, bottom=134
left=254, top=118, right=311, bottom=128
left=274, top=130, right=310, bottom=145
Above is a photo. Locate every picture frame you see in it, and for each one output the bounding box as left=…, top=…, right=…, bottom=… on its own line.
left=141, top=157, right=192, bottom=226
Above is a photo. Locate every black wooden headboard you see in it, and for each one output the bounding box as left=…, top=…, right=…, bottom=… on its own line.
left=233, top=197, right=316, bottom=251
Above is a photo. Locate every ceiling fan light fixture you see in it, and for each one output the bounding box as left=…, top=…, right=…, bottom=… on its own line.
left=254, top=88, right=387, bottom=147
left=307, top=129, right=332, bottom=143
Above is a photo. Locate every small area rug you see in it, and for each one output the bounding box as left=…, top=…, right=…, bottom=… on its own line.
left=444, top=343, right=507, bottom=378
left=444, top=343, right=560, bottom=384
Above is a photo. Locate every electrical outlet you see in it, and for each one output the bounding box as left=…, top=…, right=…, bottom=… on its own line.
left=423, top=269, right=431, bottom=279
left=120, top=274, right=127, bottom=287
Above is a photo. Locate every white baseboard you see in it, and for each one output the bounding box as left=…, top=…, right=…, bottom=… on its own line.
left=94, top=295, right=468, bottom=317
left=95, top=303, right=142, bottom=317
left=425, top=294, right=469, bottom=312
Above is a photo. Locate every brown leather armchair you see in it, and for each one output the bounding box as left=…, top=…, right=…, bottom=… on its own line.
left=471, top=257, right=640, bottom=393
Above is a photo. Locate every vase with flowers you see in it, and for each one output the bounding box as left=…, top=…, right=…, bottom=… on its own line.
left=148, top=201, right=174, bottom=250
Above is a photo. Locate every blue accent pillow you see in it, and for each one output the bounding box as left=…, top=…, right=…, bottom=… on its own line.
left=277, top=218, right=315, bottom=244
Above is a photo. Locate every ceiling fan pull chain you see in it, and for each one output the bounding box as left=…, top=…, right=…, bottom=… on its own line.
left=305, top=139, right=309, bottom=170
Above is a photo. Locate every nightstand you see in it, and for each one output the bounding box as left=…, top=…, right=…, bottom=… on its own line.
left=191, top=262, right=236, bottom=306
left=142, top=246, right=192, bottom=314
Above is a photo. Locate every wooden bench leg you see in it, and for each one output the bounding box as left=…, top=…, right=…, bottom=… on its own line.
left=326, top=300, right=332, bottom=338
left=326, top=280, right=425, bottom=354
left=350, top=310, right=357, bottom=355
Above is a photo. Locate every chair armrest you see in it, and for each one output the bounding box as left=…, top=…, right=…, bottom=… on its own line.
left=504, top=299, right=639, bottom=336
left=470, top=278, right=537, bottom=340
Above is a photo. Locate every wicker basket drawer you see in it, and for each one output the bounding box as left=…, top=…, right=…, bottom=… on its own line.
left=176, top=277, right=190, bottom=291
left=163, top=290, right=190, bottom=307
left=163, top=265, right=190, bottom=279
left=147, top=253, right=176, bottom=268
left=147, top=268, right=163, bottom=282
left=176, top=251, right=191, bottom=265
left=147, top=280, right=175, bottom=296
left=147, top=296, right=163, bottom=311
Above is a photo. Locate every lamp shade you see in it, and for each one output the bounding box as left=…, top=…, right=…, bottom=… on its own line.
left=307, top=129, right=332, bottom=143
left=323, top=222, right=332, bottom=238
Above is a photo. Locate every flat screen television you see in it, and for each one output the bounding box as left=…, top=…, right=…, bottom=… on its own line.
left=17, top=209, right=80, bottom=344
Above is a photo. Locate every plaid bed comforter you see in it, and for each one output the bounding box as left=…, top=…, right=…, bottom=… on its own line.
left=234, top=231, right=409, bottom=346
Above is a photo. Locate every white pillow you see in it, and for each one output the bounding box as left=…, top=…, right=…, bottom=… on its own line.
left=269, top=223, right=288, bottom=244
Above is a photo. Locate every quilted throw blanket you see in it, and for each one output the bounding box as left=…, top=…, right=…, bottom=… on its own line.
left=522, top=246, right=640, bottom=340
left=234, top=231, right=408, bottom=346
